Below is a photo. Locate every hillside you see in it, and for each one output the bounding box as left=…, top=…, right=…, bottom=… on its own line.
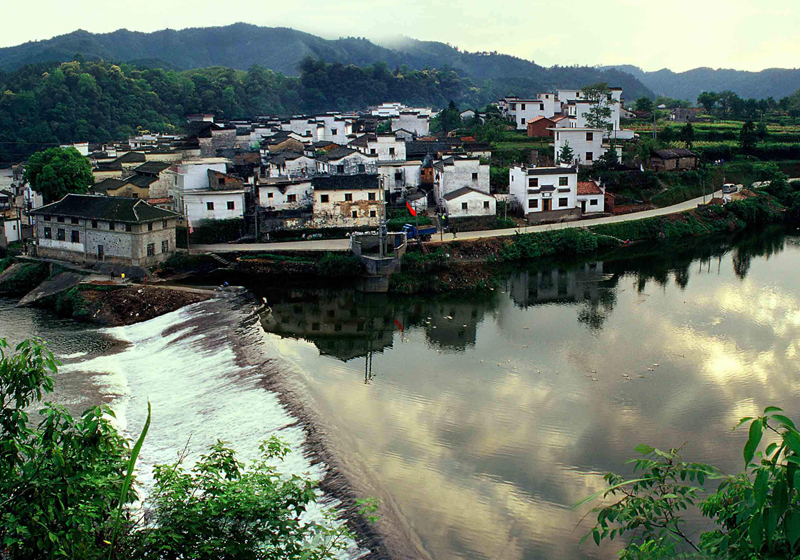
left=603, top=64, right=800, bottom=102
left=0, top=24, right=654, bottom=99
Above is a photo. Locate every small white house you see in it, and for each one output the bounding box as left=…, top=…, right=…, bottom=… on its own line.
left=433, top=157, right=490, bottom=205
left=576, top=180, right=605, bottom=214
left=317, top=147, right=378, bottom=175
left=391, top=111, right=430, bottom=137
left=443, top=187, right=496, bottom=218
left=378, top=160, right=423, bottom=195
left=184, top=188, right=246, bottom=225
left=1, top=217, right=21, bottom=247
left=265, top=152, right=316, bottom=179
left=509, top=165, right=579, bottom=220
left=460, top=109, right=476, bottom=121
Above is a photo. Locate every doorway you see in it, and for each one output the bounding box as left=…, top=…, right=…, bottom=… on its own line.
left=543, top=199, right=552, bottom=212
left=97, top=245, right=104, bottom=261
left=580, top=201, right=586, bottom=213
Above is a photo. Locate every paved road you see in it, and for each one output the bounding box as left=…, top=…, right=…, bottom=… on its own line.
left=194, top=190, right=722, bottom=253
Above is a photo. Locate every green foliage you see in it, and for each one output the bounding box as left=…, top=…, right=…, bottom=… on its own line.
left=635, top=97, right=654, bottom=113
left=54, top=286, right=89, bottom=319
left=490, top=166, right=510, bottom=192
left=557, top=141, right=575, bottom=165
left=0, top=338, right=370, bottom=559
left=315, top=252, right=364, bottom=278
left=189, top=218, right=244, bottom=244
left=583, top=407, right=800, bottom=559
left=401, top=249, right=449, bottom=274
left=0, top=338, right=133, bottom=560
left=495, top=229, right=616, bottom=262
left=430, top=100, right=462, bottom=134
left=23, top=147, right=93, bottom=204
left=0, top=255, right=14, bottom=273
left=680, top=122, right=695, bottom=149
left=581, top=83, right=616, bottom=133
left=386, top=209, right=433, bottom=231
left=739, top=120, right=758, bottom=153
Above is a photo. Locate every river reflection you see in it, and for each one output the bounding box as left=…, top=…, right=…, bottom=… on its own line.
left=259, top=228, right=800, bottom=560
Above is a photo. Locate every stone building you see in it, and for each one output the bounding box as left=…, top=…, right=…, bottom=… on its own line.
left=650, top=148, right=698, bottom=171
left=30, top=194, right=179, bottom=266
left=311, top=174, right=381, bottom=228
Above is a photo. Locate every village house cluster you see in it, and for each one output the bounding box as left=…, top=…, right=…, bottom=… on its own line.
left=0, top=85, right=685, bottom=263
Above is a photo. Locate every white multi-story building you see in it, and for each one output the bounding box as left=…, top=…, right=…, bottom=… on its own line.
left=165, top=158, right=229, bottom=214
left=552, top=128, right=606, bottom=166
left=433, top=157, right=491, bottom=205
left=499, top=94, right=561, bottom=130
left=257, top=179, right=313, bottom=211
left=509, top=165, right=578, bottom=219
left=316, top=147, right=378, bottom=176
left=390, top=111, right=430, bottom=137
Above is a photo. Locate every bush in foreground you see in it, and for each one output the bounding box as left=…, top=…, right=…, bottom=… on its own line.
left=0, top=338, right=367, bottom=559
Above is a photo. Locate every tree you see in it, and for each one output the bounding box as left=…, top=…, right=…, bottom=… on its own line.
left=739, top=120, right=758, bottom=153
left=680, top=122, right=695, bottom=149
left=697, top=91, right=719, bottom=113
left=431, top=100, right=462, bottom=134
left=635, top=97, right=654, bottom=113
left=557, top=141, right=575, bottom=165
left=582, top=406, right=800, bottom=559
left=0, top=338, right=370, bottom=559
left=23, top=147, right=93, bottom=204
left=756, top=120, right=769, bottom=141
left=581, top=83, right=616, bottom=134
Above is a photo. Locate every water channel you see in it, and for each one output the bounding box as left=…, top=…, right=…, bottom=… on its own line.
left=2, top=227, right=800, bottom=559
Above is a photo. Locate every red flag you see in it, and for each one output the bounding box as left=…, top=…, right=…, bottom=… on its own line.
left=406, top=201, right=417, bottom=217
left=394, top=319, right=404, bottom=332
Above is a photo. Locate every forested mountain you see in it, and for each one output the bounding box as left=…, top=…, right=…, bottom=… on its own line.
left=603, top=65, right=800, bottom=103
left=0, top=24, right=653, bottom=99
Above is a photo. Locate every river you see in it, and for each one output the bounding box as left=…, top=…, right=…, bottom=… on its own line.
left=2, top=228, right=800, bottom=559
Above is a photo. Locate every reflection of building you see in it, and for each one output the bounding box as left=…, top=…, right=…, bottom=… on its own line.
left=420, top=300, right=490, bottom=351
left=508, top=262, right=606, bottom=307
left=259, top=292, right=397, bottom=362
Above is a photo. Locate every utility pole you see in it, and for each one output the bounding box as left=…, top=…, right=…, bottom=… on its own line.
left=379, top=175, right=386, bottom=259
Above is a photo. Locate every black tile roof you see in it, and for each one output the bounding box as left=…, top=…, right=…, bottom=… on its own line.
left=90, top=178, right=126, bottom=194
left=126, top=175, right=158, bottom=188
left=312, top=174, right=379, bottom=191
left=114, top=152, right=147, bottom=164
left=31, top=194, right=179, bottom=223
left=318, top=147, right=361, bottom=162
left=653, top=148, right=697, bottom=159
left=525, top=166, right=578, bottom=175
left=134, top=161, right=171, bottom=175
left=442, top=186, right=493, bottom=201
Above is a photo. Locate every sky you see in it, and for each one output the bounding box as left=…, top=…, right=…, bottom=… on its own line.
left=2, top=0, right=799, bottom=73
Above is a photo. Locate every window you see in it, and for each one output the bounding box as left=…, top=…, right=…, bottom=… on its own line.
left=267, top=192, right=274, bottom=199
left=148, top=222, right=153, bottom=231
left=147, top=243, right=155, bottom=257
left=311, top=322, right=320, bottom=331
left=586, top=152, right=594, bottom=161
left=44, top=215, right=50, bottom=221
left=370, top=148, right=376, bottom=155
left=483, top=201, right=490, bottom=209
left=368, top=192, right=376, bottom=201
left=521, top=103, right=526, bottom=110
left=331, top=128, right=337, bottom=135
left=472, top=173, right=478, bottom=181
left=590, top=199, right=598, bottom=206
left=162, top=240, right=169, bottom=253
left=57, top=229, right=65, bottom=241
left=528, top=199, right=538, bottom=209
left=71, top=217, right=79, bottom=224
left=540, top=103, right=544, bottom=110
left=207, top=201, right=214, bottom=210
left=357, top=164, right=365, bottom=173
left=520, top=118, right=526, bottom=125
left=287, top=194, right=297, bottom=203
left=71, top=230, right=80, bottom=243
left=389, top=147, right=395, bottom=155
left=529, top=178, right=538, bottom=188
left=559, top=176, right=568, bottom=186
left=510, top=103, right=516, bottom=110
left=57, top=216, right=65, bottom=223
left=44, top=227, right=52, bottom=239
left=91, top=220, right=98, bottom=229
left=586, top=132, right=594, bottom=141
left=370, top=210, right=376, bottom=217
left=109, top=222, right=115, bottom=231
left=227, top=201, right=235, bottom=210
left=344, top=193, right=353, bottom=202
left=336, top=165, right=344, bottom=174
left=461, top=202, right=468, bottom=210
left=125, top=224, right=132, bottom=232
left=558, top=197, right=569, bottom=207
left=320, top=194, right=329, bottom=203
left=162, top=220, right=167, bottom=228
left=351, top=210, right=358, bottom=218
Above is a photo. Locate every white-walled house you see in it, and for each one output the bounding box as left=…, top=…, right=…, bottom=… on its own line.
left=257, top=179, right=313, bottom=211
left=443, top=187, right=496, bottom=218
left=265, top=152, right=317, bottom=179
left=367, top=134, right=406, bottom=162
left=509, top=165, right=579, bottom=222
left=433, top=157, right=491, bottom=205
left=390, top=111, right=430, bottom=137
left=311, top=174, right=381, bottom=228
left=317, top=147, right=378, bottom=175
left=552, top=128, right=606, bottom=166
left=184, top=188, right=246, bottom=225
left=378, top=160, right=423, bottom=196
left=576, top=180, right=605, bottom=214
left=166, top=158, right=229, bottom=211
left=499, top=94, right=561, bottom=130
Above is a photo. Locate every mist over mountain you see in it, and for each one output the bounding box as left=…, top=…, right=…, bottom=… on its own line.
left=602, top=64, right=800, bottom=102
left=0, top=24, right=653, bottom=99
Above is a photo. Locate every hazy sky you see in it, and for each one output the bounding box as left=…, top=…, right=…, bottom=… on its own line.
left=3, top=0, right=798, bottom=72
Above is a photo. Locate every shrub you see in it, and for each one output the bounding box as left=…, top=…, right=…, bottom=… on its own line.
left=189, top=218, right=245, bottom=244
left=315, top=252, right=364, bottom=277
left=54, top=286, right=88, bottom=319
left=402, top=249, right=449, bottom=274
left=0, top=262, right=49, bottom=295
left=495, top=229, right=615, bottom=262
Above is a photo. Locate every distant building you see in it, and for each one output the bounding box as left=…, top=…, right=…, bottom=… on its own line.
left=650, top=148, right=698, bottom=171
left=552, top=128, right=606, bottom=166
left=576, top=180, right=605, bottom=214
left=670, top=108, right=704, bottom=123
left=311, top=174, right=381, bottom=228
left=442, top=187, right=496, bottom=218
left=30, top=194, right=179, bottom=266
